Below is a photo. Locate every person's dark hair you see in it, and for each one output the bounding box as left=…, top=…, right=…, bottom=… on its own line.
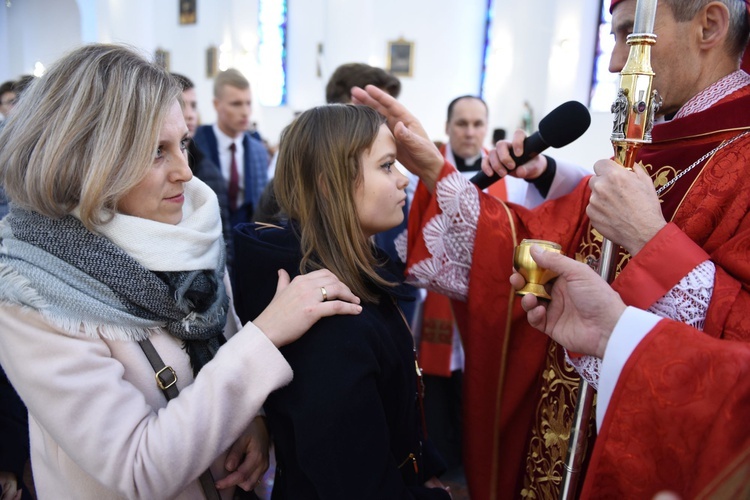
left=252, top=182, right=283, bottom=225
left=171, top=72, right=195, bottom=92
left=325, top=63, right=401, bottom=104
left=446, top=95, right=488, bottom=122
left=13, top=75, right=36, bottom=95
left=0, top=80, right=16, bottom=98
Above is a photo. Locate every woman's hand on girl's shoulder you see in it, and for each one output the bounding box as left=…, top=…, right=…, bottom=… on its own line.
left=252, top=269, right=362, bottom=347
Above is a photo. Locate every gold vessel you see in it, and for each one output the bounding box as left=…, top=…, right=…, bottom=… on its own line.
left=513, top=239, right=563, bottom=300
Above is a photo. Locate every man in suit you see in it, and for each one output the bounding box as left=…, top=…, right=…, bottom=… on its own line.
left=193, top=69, right=269, bottom=228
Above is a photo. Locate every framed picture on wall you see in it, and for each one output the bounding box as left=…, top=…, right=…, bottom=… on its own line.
left=180, top=0, right=197, bottom=25
left=387, top=39, right=414, bottom=77
left=206, top=46, right=218, bottom=78
left=155, top=49, right=170, bottom=71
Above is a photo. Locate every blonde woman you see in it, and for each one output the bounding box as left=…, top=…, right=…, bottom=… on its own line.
left=233, top=105, right=451, bottom=499
left=0, top=44, right=361, bottom=499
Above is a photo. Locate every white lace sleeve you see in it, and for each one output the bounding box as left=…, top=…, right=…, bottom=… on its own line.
left=565, top=351, right=602, bottom=390
left=566, top=260, right=715, bottom=390
left=405, top=172, right=480, bottom=301
left=648, top=260, right=714, bottom=330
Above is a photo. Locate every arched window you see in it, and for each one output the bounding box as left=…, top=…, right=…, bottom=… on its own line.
left=480, top=0, right=495, bottom=98
left=257, top=0, right=287, bottom=106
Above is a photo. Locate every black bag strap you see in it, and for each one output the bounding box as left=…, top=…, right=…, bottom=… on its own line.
left=139, top=338, right=222, bottom=500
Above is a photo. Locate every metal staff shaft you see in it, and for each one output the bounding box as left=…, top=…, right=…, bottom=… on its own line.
left=559, top=1, right=659, bottom=497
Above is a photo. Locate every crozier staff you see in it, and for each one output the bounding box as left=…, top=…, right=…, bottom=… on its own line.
left=0, top=43, right=361, bottom=500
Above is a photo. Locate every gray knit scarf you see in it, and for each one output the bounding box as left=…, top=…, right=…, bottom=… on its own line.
left=0, top=207, right=228, bottom=375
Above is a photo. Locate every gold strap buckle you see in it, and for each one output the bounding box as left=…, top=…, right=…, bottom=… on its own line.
left=155, top=365, right=178, bottom=390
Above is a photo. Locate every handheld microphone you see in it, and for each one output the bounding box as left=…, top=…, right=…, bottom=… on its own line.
left=470, top=100, right=591, bottom=189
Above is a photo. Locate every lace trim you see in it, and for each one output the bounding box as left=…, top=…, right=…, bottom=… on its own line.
left=566, top=352, right=601, bottom=391
left=649, top=260, right=714, bottom=330
left=566, top=260, right=715, bottom=387
left=674, top=70, right=750, bottom=119
left=394, top=228, right=408, bottom=264
left=406, top=173, right=480, bottom=301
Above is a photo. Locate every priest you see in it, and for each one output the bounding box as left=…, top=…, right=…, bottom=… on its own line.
left=352, top=0, right=750, bottom=497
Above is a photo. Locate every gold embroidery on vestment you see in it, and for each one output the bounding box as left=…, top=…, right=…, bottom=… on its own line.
left=521, top=342, right=589, bottom=499
left=518, top=161, right=701, bottom=498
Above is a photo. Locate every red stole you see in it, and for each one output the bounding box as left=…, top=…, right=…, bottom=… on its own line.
left=417, top=292, right=454, bottom=377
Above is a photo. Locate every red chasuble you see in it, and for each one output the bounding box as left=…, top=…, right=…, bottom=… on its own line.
left=583, top=320, right=750, bottom=499
left=406, top=85, right=750, bottom=499
left=418, top=145, right=509, bottom=377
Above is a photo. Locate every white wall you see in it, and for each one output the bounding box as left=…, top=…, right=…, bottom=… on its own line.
left=0, top=0, right=81, bottom=77
left=0, top=0, right=612, bottom=169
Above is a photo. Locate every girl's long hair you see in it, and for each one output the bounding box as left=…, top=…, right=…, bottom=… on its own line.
left=274, top=104, right=394, bottom=303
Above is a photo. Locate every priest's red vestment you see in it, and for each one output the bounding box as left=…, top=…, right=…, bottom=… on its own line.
left=583, top=319, right=750, bottom=499
left=406, top=84, right=750, bottom=498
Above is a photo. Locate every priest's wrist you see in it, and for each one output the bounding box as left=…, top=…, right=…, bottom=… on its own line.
left=527, top=155, right=556, bottom=198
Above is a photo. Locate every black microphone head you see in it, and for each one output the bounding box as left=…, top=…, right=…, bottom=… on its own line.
left=537, top=101, right=591, bottom=148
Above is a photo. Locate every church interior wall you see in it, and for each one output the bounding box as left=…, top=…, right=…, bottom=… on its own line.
left=0, top=0, right=615, bottom=170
